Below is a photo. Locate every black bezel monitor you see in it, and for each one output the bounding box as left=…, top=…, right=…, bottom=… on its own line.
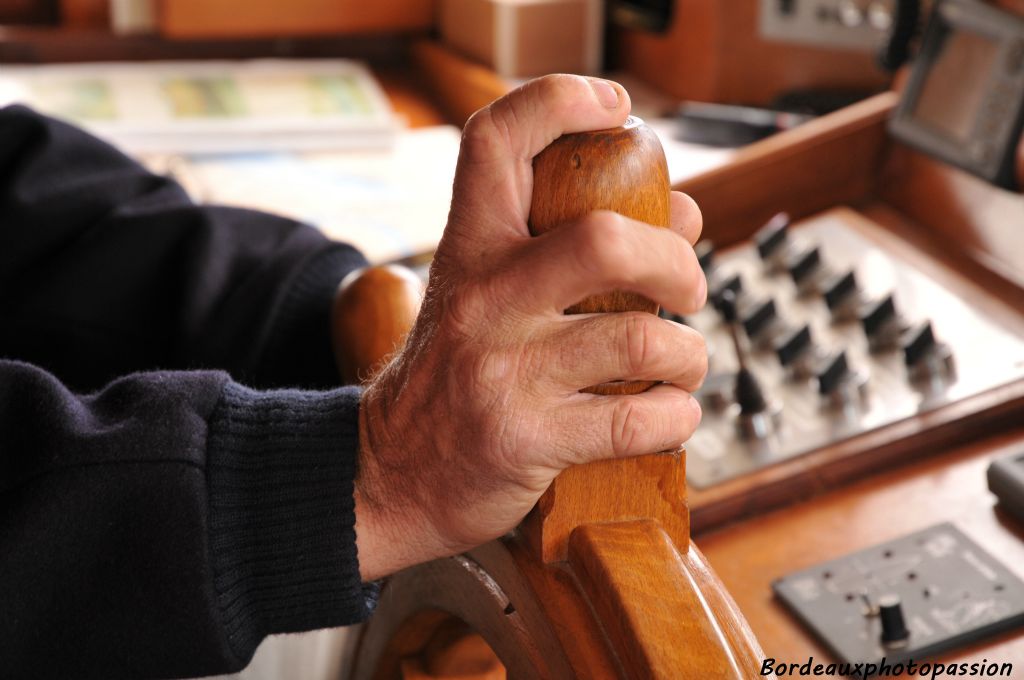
left=889, top=0, right=1024, bottom=189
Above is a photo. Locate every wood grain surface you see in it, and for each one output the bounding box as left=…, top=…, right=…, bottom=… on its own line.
left=615, top=0, right=891, bottom=106
left=568, top=520, right=765, bottom=679
left=411, top=40, right=512, bottom=128
left=332, top=264, right=423, bottom=385
left=676, top=91, right=897, bottom=247
left=698, top=427, right=1024, bottom=668
left=158, top=0, right=433, bottom=38
left=351, top=119, right=765, bottom=679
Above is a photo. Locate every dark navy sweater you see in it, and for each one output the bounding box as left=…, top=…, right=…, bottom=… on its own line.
left=0, top=106, right=376, bottom=678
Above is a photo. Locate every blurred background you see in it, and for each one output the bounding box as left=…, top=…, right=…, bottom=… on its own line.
left=0, top=0, right=903, bottom=268
left=8, top=3, right=1024, bottom=679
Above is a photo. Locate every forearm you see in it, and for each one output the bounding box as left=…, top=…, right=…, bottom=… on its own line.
left=0, top=360, right=374, bottom=679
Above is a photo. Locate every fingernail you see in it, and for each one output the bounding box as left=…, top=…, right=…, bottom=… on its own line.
left=589, top=79, right=619, bottom=108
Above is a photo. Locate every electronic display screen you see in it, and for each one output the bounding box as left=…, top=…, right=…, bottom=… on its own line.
left=913, top=29, right=1000, bottom=143
left=889, top=0, right=1024, bottom=188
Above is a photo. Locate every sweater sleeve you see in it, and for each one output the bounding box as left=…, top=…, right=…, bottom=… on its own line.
left=0, top=359, right=376, bottom=679
left=0, top=104, right=369, bottom=392
left=0, top=107, right=380, bottom=676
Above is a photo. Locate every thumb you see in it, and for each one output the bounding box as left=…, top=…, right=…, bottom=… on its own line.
left=447, top=75, right=632, bottom=246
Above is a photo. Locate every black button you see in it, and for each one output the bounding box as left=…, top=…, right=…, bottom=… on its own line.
left=817, top=351, right=849, bottom=395
left=902, top=321, right=936, bottom=366
left=824, top=270, right=857, bottom=310
left=754, top=212, right=791, bottom=260
left=711, top=273, right=743, bottom=316
left=742, top=298, right=777, bottom=337
left=788, top=246, right=821, bottom=284
left=879, top=594, right=910, bottom=645
left=861, top=295, right=896, bottom=337
left=776, top=324, right=812, bottom=366
left=735, top=367, right=768, bottom=415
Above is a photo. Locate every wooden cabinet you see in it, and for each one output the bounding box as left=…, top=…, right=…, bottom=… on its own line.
left=158, top=0, right=436, bottom=38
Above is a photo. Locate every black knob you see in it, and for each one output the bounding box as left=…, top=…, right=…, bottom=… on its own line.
left=787, top=246, right=821, bottom=284
left=878, top=594, right=911, bottom=645
left=776, top=324, right=812, bottom=366
left=754, top=212, right=791, bottom=260
left=742, top=298, right=777, bottom=338
left=715, top=285, right=741, bottom=323
left=903, top=321, right=936, bottom=367
left=861, top=295, right=897, bottom=338
left=817, top=351, right=849, bottom=395
left=696, top=240, right=715, bottom=272
left=710, top=274, right=743, bottom=316
left=736, top=367, right=768, bottom=415
left=824, top=270, right=858, bottom=310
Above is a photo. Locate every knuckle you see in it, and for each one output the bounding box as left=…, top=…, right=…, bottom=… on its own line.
left=609, top=396, right=651, bottom=456
left=443, top=283, right=487, bottom=339
left=576, top=212, right=630, bottom=280
left=535, top=73, right=589, bottom=107
left=461, top=107, right=508, bottom=162
left=471, top=348, right=516, bottom=388
left=621, top=313, right=659, bottom=376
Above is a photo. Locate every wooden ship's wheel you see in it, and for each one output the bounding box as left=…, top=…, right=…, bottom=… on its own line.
left=334, top=119, right=765, bottom=679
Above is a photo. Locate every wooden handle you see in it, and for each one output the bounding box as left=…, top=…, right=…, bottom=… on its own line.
left=529, top=116, right=671, bottom=396
left=331, top=264, right=424, bottom=384
left=523, top=118, right=689, bottom=564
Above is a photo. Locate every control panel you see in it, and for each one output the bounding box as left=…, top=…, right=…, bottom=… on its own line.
left=681, top=207, right=1024, bottom=489
left=760, top=0, right=896, bottom=51
left=774, top=523, right=1024, bottom=669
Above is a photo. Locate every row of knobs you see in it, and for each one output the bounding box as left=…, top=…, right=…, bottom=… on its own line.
left=670, top=213, right=956, bottom=439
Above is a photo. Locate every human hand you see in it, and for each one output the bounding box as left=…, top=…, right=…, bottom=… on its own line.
left=354, top=75, right=707, bottom=581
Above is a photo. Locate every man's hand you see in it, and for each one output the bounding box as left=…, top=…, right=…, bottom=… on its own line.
left=354, top=75, right=708, bottom=580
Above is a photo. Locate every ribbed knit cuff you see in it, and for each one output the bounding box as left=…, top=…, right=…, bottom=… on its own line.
left=206, top=381, right=378, bottom=663
left=255, top=243, right=368, bottom=388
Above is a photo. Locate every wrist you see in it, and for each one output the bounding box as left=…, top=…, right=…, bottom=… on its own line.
left=354, top=381, right=450, bottom=580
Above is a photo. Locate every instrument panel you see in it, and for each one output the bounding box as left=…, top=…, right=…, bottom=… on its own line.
left=683, top=206, right=1024, bottom=489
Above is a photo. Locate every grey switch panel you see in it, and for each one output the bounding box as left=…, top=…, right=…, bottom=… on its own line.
left=774, top=523, right=1024, bottom=671
left=760, top=0, right=895, bottom=51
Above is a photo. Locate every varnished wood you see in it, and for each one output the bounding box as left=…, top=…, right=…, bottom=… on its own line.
left=59, top=0, right=108, bottom=28
left=568, top=520, right=764, bottom=678
left=676, top=91, right=897, bottom=247
left=614, top=0, right=890, bottom=106
left=523, top=120, right=686, bottom=562
left=698, top=427, right=1024, bottom=667
left=350, top=546, right=576, bottom=679
left=523, top=453, right=689, bottom=564
left=529, top=116, right=670, bottom=319
left=351, top=119, right=765, bottom=678
left=400, top=622, right=506, bottom=680
left=0, top=26, right=414, bottom=64
left=0, top=0, right=56, bottom=24
left=332, top=264, right=423, bottom=384
left=877, top=146, right=1024, bottom=294
left=411, top=40, right=512, bottom=128
left=157, top=0, right=434, bottom=38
